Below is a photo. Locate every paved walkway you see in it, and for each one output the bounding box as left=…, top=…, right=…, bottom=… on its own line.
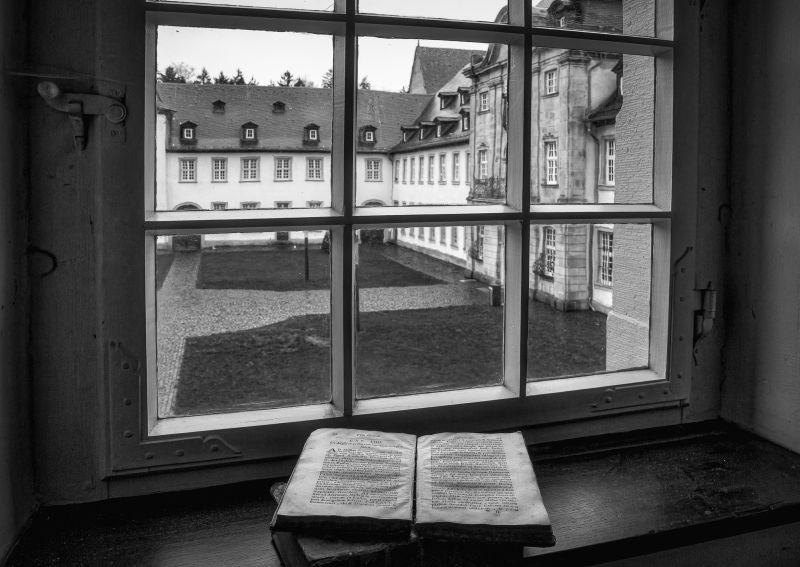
left=157, top=249, right=486, bottom=417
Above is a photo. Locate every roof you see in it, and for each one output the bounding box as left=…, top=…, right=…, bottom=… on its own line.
left=407, top=46, right=485, bottom=94
left=157, top=84, right=431, bottom=152
left=586, top=91, right=622, bottom=123
left=391, top=62, right=473, bottom=154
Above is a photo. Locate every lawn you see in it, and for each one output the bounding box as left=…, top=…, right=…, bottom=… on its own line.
left=196, top=245, right=445, bottom=291
left=173, top=302, right=607, bottom=416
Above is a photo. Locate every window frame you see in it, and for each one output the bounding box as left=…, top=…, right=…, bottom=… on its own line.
left=211, top=157, right=227, bottom=182
left=365, top=158, right=382, bottom=182
left=119, top=0, right=695, bottom=479
left=478, top=90, right=489, bottom=112
left=274, top=156, right=292, bottom=181
left=544, top=140, right=558, bottom=185
left=178, top=157, right=196, bottom=183
left=452, top=152, right=460, bottom=184
left=544, top=68, right=558, bottom=95
left=240, top=156, right=259, bottom=182
left=306, top=156, right=324, bottom=181
left=597, top=227, right=614, bottom=287
left=605, top=137, right=616, bottom=186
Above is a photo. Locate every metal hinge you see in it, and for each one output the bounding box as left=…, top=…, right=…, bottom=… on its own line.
left=37, top=81, right=127, bottom=152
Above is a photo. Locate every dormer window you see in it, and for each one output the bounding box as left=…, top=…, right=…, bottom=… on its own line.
left=272, top=101, right=285, bottom=114
left=400, top=126, right=418, bottom=143
left=304, top=123, right=320, bottom=145
left=458, top=87, right=470, bottom=106
left=212, top=100, right=226, bottom=113
left=436, top=124, right=442, bottom=137
left=460, top=110, right=470, bottom=131
left=179, top=121, right=197, bottom=144
left=240, top=122, right=258, bottom=145
left=360, top=125, right=377, bottom=144
left=438, top=92, right=457, bottom=110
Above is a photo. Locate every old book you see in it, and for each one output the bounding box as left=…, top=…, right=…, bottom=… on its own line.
left=271, top=428, right=554, bottom=547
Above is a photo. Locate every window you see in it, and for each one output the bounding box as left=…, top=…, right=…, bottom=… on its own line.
left=211, top=201, right=228, bottom=211
left=305, top=124, right=321, bottom=144
left=275, top=201, right=292, bottom=208
left=244, top=127, right=255, bottom=140
left=544, top=69, right=558, bottom=95
left=459, top=91, right=470, bottom=106
left=180, top=122, right=196, bottom=143
left=132, top=0, right=684, bottom=478
left=306, top=157, right=323, bottom=180
left=439, top=226, right=446, bottom=244
left=365, top=130, right=374, bottom=142
left=598, top=230, right=613, bottom=286
left=478, top=90, right=489, bottom=112
left=545, top=141, right=558, bottom=185
left=275, top=157, right=292, bottom=181
left=427, top=226, right=434, bottom=242
left=605, top=139, right=616, bottom=185
left=436, top=124, right=442, bottom=137
left=418, top=156, right=424, bottom=184
left=240, top=201, right=259, bottom=209
left=461, top=112, right=470, bottom=131
left=307, top=201, right=322, bottom=208
left=309, top=128, right=318, bottom=141
left=439, top=153, right=446, bottom=183
left=450, top=226, right=458, bottom=248
left=182, top=127, right=194, bottom=140
left=211, top=158, right=227, bottom=182
left=543, top=226, right=556, bottom=277
left=478, top=149, right=488, bottom=180
left=452, top=152, right=460, bottom=183
left=240, top=157, right=259, bottom=181
left=179, top=158, right=196, bottom=182
left=366, top=159, right=382, bottom=181
left=394, top=160, right=399, bottom=183
left=409, top=157, right=416, bottom=183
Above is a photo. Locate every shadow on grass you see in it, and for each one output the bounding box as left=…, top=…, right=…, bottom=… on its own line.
left=173, top=302, right=607, bottom=416
left=196, top=245, right=445, bottom=291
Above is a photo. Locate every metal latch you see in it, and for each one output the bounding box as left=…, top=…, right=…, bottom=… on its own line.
left=693, top=286, right=717, bottom=340
left=37, top=81, right=127, bottom=151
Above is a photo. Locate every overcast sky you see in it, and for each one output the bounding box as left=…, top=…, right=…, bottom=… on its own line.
left=157, top=0, right=506, bottom=92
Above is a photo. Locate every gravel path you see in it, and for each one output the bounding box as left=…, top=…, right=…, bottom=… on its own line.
left=157, top=250, right=486, bottom=417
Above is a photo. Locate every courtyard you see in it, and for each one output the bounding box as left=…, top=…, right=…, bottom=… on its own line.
left=156, top=243, right=607, bottom=417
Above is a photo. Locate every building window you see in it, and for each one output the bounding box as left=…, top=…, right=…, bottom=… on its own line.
left=418, top=156, right=425, bottom=184
left=402, top=158, right=407, bottom=183
left=309, top=128, right=318, bottom=141
left=478, top=149, right=488, bottom=181
left=179, top=158, right=196, bottom=182
left=366, top=159, right=382, bottom=181
left=241, top=201, right=259, bottom=209
left=306, top=157, right=323, bottom=180
left=211, top=201, right=227, bottom=211
left=244, top=127, right=255, bottom=139
left=436, top=124, right=442, bottom=137
left=545, top=141, right=558, bottom=185
left=275, top=157, right=292, bottom=181
left=543, top=226, right=556, bottom=277
left=461, top=112, right=470, bottom=131
left=182, top=127, right=194, bottom=140
left=241, top=157, right=259, bottom=181
left=459, top=91, right=470, bottom=106
left=275, top=201, right=292, bottom=208
left=544, top=69, right=558, bottom=95
left=598, top=230, right=613, bottom=286
left=410, top=157, right=416, bottom=183
left=450, top=226, right=458, bottom=248
left=478, top=90, right=489, bottom=112
left=211, top=158, right=227, bottom=182
left=417, top=226, right=423, bottom=240
left=472, top=226, right=485, bottom=261
left=179, top=121, right=197, bottom=143
left=365, top=130, right=374, bottom=142
left=307, top=201, right=322, bottom=208
left=605, top=138, right=616, bottom=186
left=439, top=153, right=447, bottom=183
left=466, top=151, right=471, bottom=185
left=428, top=154, right=434, bottom=184
left=428, top=227, right=435, bottom=242
left=452, top=152, right=460, bottom=183
left=394, top=160, right=399, bottom=183
left=439, top=226, right=446, bottom=245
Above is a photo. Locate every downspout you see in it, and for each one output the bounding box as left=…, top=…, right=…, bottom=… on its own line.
left=585, top=121, right=599, bottom=311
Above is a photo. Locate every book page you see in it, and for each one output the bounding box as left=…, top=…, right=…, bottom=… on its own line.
left=276, top=428, right=417, bottom=526
left=415, top=432, right=551, bottom=532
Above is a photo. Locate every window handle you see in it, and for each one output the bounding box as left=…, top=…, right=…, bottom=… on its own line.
left=37, top=81, right=127, bottom=151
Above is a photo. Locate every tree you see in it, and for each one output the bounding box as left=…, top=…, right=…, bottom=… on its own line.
left=158, top=62, right=194, bottom=83
left=231, top=68, right=246, bottom=85
left=213, top=71, right=230, bottom=84
left=248, top=76, right=259, bottom=86
left=293, top=77, right=306, bottom=87
left=321, top=67, right=333, bottom=88
left=194, top=67, right=211, bottom=85
left=277, top=70, right=295, bottom=87
left=359, top=76, right=371, bottom=90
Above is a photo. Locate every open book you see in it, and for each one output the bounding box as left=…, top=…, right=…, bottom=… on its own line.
left=271, top=428, right=555, bottom=546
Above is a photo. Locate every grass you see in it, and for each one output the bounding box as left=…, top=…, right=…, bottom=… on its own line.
left=196, top=246, right=445, bottom=291
left=173, top=302, right=607, bottom=416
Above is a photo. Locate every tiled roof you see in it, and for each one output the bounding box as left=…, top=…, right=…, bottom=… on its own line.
left=391, top=63, right=473, bottom=154
left=586, top=91, right=622, bottom=123
left=408, top=46, right=485, bottom=94
left=157, top=84, right=431, bottom=152
left=546, top=0, right=622, bottom=33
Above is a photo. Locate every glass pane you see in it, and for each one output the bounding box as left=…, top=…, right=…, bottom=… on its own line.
left=527, top=223, right=651, bottom=381
left=359, top=0, right=507, bottom=23
left=355, top=225, right=505, bottom=399
left=155, top=27, right=333, bottom=211
left=355, top=37, right=505, bottom=207
left=530, top=52, right=655, bottom=205
left=156, top=231, right=331, bottom=417
left=151, top=0, right=332, bottom=10
left=531, top=0, right=657, bottom=37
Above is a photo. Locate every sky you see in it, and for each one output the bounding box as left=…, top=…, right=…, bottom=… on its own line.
left=156, top=0, right=506, bottom=92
